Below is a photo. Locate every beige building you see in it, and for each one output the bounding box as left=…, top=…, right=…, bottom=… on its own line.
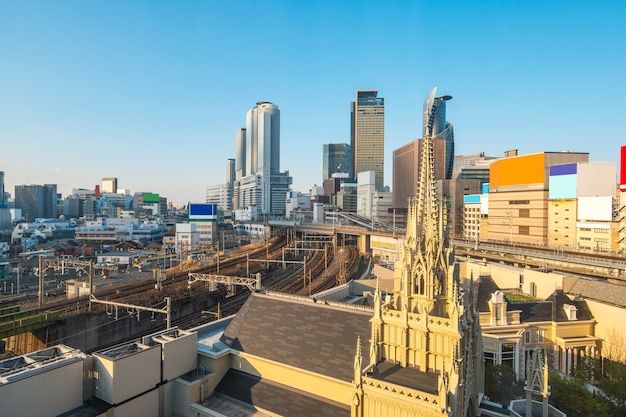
left=547, top=199, right=577, bottom=248
left=487, top=152, right=589, bottom=245
left=351, top=90, right=385, bottom=191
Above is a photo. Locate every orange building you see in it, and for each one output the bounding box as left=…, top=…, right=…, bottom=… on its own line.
left=487, top=152, right=588, bottom=245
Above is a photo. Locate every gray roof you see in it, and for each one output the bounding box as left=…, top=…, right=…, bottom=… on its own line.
left=476, top=277, right=594, bottom=323
left=567, top=278, right=626, bottom=308
left=513, top=291, right=593, bottom=322
left=220, top=292, right=372, bottom=382
left=214, top=369, right=350, bottom=417
left=369, top=361, right=439, bottom=394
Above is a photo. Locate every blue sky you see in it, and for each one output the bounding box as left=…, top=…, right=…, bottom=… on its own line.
left=1, top=1, right=624, bottom=206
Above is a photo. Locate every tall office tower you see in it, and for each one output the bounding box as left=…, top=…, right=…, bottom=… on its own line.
left=15, top=185, right=45, bottom=221
left=233, top=102, right=291, bottom=216
left=322, top=143, right=352, bottom=181
left=423, top=87, right=454, bottom=179
left=43, top=184, right=58, bottom=218
left=235, top=128, right=246, bottom=181
left=0, top=171, right=4, bottom=205
left=392, top=138, right=447, bottom=210
left=226, top=159, right=236, bottom=184
left=245, top=102, right=280, bottom=178
left=351, top=90, right=385, bottom=191
left=101, top=177, right=118, bottom=194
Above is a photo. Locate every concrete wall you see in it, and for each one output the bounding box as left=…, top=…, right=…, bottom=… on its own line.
left=582, top=299, right=626, bottom=362
left=94, top=343, right=161, bottom=404
left=231, top=353, right=352, bottom=406
left=0, top=359, right=84, bottom=417
left=463, top=260, right=565, bottom=299
left=112, top=387, right=159, bottom=417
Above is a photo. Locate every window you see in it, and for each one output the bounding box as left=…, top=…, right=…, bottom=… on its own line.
left=537, top=329, right=545, bottom=342
left=519, top=225, right=530, bottom=235
left=501, top=343, right=515, bottom=368
left=525, top=331, right=531, bottom=344
left=519, top=208, right=530, bottom=218
left=484, top=351, right=496, bottom=365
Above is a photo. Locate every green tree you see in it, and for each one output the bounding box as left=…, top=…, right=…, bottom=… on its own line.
left=549, top=373, right=610, bottom=417
left=484, top=363, right=524, bottom=404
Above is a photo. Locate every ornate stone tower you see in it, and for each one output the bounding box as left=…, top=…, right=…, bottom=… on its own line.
left=352, top=127, right=484, bottom=416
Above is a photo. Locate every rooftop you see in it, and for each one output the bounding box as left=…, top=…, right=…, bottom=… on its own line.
left=220, top=291, right=372, bottom=382
left=0, top=345, right=86, bottom=384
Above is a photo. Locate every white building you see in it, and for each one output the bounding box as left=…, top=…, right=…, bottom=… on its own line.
left=371, top=191, right=392, bottom=223
left=234, top=102, right=292, bottom=216
left=285, top=191, right=311, bottom=219
left=357, top=171, right=376, bottom=218
left=205, top=183, right=232, bottom=211
left=175, top=223, right=199, bottom=253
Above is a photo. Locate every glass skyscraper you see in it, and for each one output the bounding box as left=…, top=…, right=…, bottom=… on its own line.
left=423, top=87, right=454, bottom=180
left=351, top=90, right=385, bottom=191
left=322, top=143, right=352, bottom=181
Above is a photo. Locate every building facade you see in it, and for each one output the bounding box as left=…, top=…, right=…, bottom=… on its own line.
left=392, top=138, right=447, bottom=210
left=101, top=177, right=118, bottom=194
left=487, top=152, right=589, bottom=245
left=423, top=87, right=454, bottom=180
left=233, top=102, right=292, bottom=216
left=548, top=162, right=618, bottom=251
left=351, top=90, right=385, bottom=191
left=14, top=184, right=57, bottom=221
left=323, top=143, right=352, bottom=181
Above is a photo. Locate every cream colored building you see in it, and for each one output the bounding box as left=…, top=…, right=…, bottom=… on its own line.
left=487, top=152, right=589, bottom=245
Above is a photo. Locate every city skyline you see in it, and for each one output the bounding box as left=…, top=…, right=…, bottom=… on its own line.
left=1, top=1, right=624, bottom=206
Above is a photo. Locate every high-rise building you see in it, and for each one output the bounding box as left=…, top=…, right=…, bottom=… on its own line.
left=0, top=171, right=4, bottom=205
left=235, top=128, right=246, bottom=181
left=15, top=184, right=58, bottom=221
left=351, top=90, right=385, bottom=191
left=245, top=102, right=280, bottom=178
left=423, top=87, right=454, bottom=179
left=226, top=159, right=235, bottom=184
left=322, top=143, right=352, bottom=181
left=392, top=138, right=447, bottom=210
left=233, top=102, right=292, bottom=216
left=101, top=178, right=118, bottom=194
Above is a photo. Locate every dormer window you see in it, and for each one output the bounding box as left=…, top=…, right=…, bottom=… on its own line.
left=563, top=304, right=577, bottom=321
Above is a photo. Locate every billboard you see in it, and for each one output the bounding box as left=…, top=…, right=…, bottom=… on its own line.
left=143, top=193, right=160, bottom=204
left=578, top=196, right=612, bottom=222
left=188, top=204, right=217, bottom=221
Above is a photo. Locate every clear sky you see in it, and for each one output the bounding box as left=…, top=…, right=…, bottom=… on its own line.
left=1, top=1, right=624, bottom=207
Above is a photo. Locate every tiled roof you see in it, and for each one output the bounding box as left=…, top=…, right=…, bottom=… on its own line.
left=567, top=278, right=626, bottom=308
left=369, top=361, right=438, bottom=394
left=476, top=276, right=500, bottom=313
left=513, top=291, right=593, bottom=323
left=214, top=369, right=350, bottom=417
left=220, top=292, right=372, bottom=382
left=476, top=277, right=594, bottom=323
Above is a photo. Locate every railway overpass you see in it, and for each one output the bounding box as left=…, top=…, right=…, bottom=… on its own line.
left=270, top=220, right=626, bottom=281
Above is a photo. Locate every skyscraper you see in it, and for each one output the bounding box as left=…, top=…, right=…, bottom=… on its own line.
left=15, top=184, right=57, bottom=221
left=245, top=102, right=280, bottom=178
left=351, top=90, right=385, bottom=191
left=322, top=143, right=352, bottom=181
left=234, top=128, right=246, bottom=181
left=423, top=87, right=454, bottom=179
left=0, top=171, right=4, bottom=205
left=234, top=102, right=291, bottom=216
